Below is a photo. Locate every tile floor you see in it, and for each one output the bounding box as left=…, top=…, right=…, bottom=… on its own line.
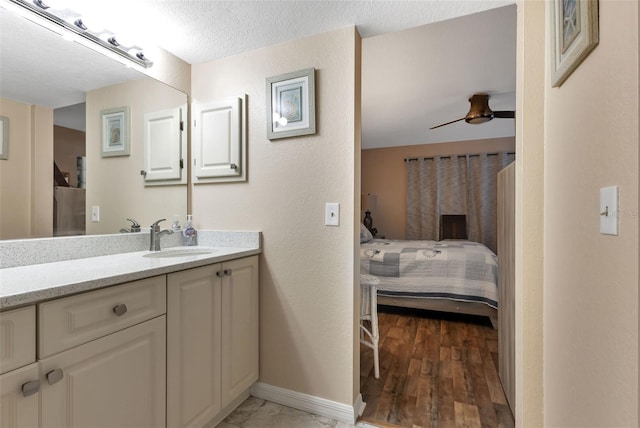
left=216, top=397, right=379, bottom=428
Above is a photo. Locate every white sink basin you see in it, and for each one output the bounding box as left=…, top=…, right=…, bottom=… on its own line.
left=143, top=248, right=214, bottom=258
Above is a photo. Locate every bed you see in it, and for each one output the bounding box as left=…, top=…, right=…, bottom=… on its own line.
left=359, top=225, right=499, bottom=327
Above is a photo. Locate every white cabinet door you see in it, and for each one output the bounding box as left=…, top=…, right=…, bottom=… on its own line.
left=0, top=363, right=40, bottom=428
left=40, top=316, right=166, bottom=428
left=167, top=264, right=222, bottom=428
left=221, top=256, right=259, bottom=409
left=192, top=96, right=246, bottom=183
left=167, top=256, right=259, bottom=427
left=143, top=107, right=186, bottom=184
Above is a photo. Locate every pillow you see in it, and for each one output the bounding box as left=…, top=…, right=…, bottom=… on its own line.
left=360, top=223, right=373, bottom=243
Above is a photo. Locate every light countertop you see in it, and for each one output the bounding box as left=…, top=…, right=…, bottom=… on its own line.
left=0, top=246, right=261, bottom=310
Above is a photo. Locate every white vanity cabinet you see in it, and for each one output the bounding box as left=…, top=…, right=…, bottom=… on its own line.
left=0, top=306, right=39, bottom=428
left=167, top=255, right=259, bottom=428
left=37, top=276, right=167, bottom=428
left=0, top=249, right=259, bottom=428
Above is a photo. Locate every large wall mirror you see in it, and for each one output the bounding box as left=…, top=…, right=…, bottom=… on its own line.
left=0, top=5, right=188, bottom=240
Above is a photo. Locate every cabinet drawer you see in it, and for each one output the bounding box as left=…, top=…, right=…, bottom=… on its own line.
left=0, top=306, right=36, bottom=374
left=39, top=276, right=166, bottom=358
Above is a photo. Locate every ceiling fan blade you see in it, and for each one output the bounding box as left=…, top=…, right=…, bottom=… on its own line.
left=493, top=110, right=516, bottom=119
left=429, top=117, right=465, bottom=129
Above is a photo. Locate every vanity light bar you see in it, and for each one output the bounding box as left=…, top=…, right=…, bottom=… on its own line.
left=6, top=0, right=153, bottom=68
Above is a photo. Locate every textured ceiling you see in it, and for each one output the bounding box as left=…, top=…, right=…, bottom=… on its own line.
left=362, top=4, right=516, bottom=148
left=106, top=0, right=515, bottom=65
left=0, top=0, right=516, bottom=146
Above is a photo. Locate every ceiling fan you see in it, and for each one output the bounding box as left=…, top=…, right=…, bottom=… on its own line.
left=430, top=93, right=516, bottom=129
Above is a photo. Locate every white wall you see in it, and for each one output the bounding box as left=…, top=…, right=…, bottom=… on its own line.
left=142, top=45, right=192, bottom=96
left=543, top=0, right=639, bottom=426
left=191, top=27, right=361, bottom=406
left=515, top=1, right=545, bottom=425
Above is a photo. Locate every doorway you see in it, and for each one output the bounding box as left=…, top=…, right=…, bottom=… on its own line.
left=357, top=5, right=517, bottom=426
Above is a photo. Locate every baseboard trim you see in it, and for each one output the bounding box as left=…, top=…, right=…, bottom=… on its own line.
left=250, top=382, right=365, bottom=424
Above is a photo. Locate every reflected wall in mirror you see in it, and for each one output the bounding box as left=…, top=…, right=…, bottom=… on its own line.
left=86, top=78, right=187, bottom=235
left=0, top=5, right=188, bottom=240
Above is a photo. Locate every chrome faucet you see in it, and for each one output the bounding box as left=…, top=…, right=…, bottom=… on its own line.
left=149, top=219, right=173, bottom=251
left=120, top=218, right=141, bottom=233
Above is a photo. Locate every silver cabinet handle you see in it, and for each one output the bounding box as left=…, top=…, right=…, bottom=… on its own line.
left=46, top=369, right=64, bottom=385
left=223, top=269, right=232, bottom=276
left=113, top=304, right=128, bottom=316
left=22, top=380, right=40, bottom=397
left=230, top=163, right=238, bottom=170
left=216, top=271, right=225, bottom=278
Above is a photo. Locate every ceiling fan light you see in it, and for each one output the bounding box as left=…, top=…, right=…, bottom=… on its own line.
left=464, top=94, right=494, bottom=124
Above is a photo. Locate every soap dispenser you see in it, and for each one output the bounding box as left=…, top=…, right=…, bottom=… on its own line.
left=182, top=215, right=197, bottom=246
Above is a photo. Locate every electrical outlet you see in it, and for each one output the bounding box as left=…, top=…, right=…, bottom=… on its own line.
left=91, top=205, right=100, bottom=222
left=325, top=203, right=340, bottom=226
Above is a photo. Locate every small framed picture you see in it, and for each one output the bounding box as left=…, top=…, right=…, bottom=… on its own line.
left=101, top=106, right=130, bottom=157
left=551, top=0, right=599, bottom=87
left=266, top=68, right=316, bottom=140
left=0, top=116, right=8, bottom=160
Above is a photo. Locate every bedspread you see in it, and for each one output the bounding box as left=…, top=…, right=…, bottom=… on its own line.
left=360, top=239, right=498, bottom=308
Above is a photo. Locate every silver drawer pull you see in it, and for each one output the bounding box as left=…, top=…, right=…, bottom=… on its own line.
left=112, top=304, right=128, bottom=317
left=46, top=369, right=64, bottom=385
left=22, top=380, right=40, bottom=397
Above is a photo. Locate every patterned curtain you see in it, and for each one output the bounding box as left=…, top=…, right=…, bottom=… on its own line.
left=406, top=152, right=515, bottom=252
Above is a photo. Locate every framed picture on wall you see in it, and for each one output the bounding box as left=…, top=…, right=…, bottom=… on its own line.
left=551, top=0, right=599, bottom=87
left=0, top=116, right=8, bottom=160
left=101, top=106, right=130, bottom=157
left=266, top=68, right=316, bottom=140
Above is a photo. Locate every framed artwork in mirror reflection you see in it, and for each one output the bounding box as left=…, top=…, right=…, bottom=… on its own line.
left=101, top=106, right=130, bottom=157
left=266, top=68, right=316, bottom=140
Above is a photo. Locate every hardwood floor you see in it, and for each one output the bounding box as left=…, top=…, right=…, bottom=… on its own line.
left=359, top=306, right=514, bottom=428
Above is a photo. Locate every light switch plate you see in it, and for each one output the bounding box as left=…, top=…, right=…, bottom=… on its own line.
left=91, top=205, right=100, bottom=222
left=325, top=203, right=340, bottom=226
left=600, top=186, right=618, bottom=235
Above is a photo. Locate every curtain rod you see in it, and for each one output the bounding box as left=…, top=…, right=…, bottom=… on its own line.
left=404, top=152, right=515, bottom=162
